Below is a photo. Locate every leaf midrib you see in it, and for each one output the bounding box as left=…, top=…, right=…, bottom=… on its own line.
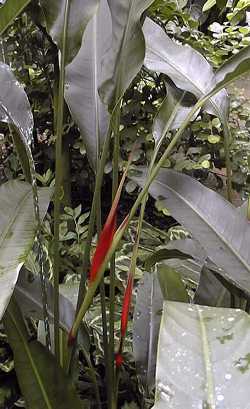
left=8, top=309, right=52, bottom=409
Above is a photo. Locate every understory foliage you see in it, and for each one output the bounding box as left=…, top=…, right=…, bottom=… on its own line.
left=1, top=0, right=250, bottom=408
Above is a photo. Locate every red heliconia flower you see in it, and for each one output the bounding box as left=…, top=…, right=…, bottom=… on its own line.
left=88, top=159, right=131, bottom=283
left=121, top=273, right=134, bottom=338
left=115, top=271, right=134, bottom=367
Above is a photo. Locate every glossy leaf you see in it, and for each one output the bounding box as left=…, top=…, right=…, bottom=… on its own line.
left=4, top=299, right=83, bottom=409
left=65, top=0, right=110, bottom=170
left=99, top=0, right=155, bottom=107
left=0, top=0, right=31, bottom=35
left=143, top=17, right=229, bottom=118
left=15, top=269, right=86, bottom=334
left=131, top=167, right=250, bottom=295
left=40, top=0, right=99, bottom=65
left=0, top=180, right=51, bottom=321
left=133, top=272, right=163, bottom=391
left=154, top=301, right=250, bottom=408
left=0, top=62, right=33, bottom=145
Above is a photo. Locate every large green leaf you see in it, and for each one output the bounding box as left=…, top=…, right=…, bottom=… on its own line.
left=99, top=0, right=155, bottom=107
left=40, top=0, right=99, bottom=65
left=142, top=17, right=229, bottom=118
left=15, top=269, right=80, bottom=333
left=0, top=180, right=51, bottom=321
left=0, top=0, right=31, bottom=35
left=131, top=167, right=250, bottom=295
left=154, top=301, right=250, bottom=408
left=0, top=62, right=33, bottom=145
left=4, top=299, right=83, bottom=409
left=65, top=0, right=110, bottom=170
left=133, top=272, right=163, bottom=391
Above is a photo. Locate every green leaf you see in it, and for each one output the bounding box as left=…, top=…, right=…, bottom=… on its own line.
left=65, top=0, right=110, bottom=170
left=0, top=62, right=33, bottom=145
left=3, top=299, right=83, bottom=409
left=99, top=0, right=155, bottom=107
left=15, top=268, right=87, bottom=336
left=0, top=180, right=51, bottom=321
left=157, top=264, right=189, bottom=302
left=0, top=0, right=32, bottom=35
left=40, top=0, right=99, bottom=65
left=143, top=18, right=229, bottom=118
left=133, top=272, right=163, bottom=391
left=154, top=301, right=250, bottom=408
left=202, top=0, right=216, bottom=12
left=145, top=248, right=191, bottom=270
left=131, top=167, right=250, bottom=295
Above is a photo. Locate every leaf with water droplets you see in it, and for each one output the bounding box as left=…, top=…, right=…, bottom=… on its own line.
left=153, top=301, right=250, bottom=408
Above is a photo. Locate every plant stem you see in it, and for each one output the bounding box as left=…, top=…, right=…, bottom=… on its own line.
left=53, top=0, right=69, bottom=363
left=221, top=119, right=233, bottom=202
left=109, top=103, right=121, bottom=408
left=96, top=167, right=110, bottom=408
left=75, top=126, right=112, bottom=314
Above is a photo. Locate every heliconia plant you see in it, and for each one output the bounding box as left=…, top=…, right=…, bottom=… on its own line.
left=1, top=0, right=250, bottom=408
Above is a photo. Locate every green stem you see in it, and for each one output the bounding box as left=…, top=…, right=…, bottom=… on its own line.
left=53, top=0, right=70, bottom=363
left=109, top=103, right=121, bottom=409
left=221, top=119, right=233, bottom=202
left=75, top=126, right=112, bottom=314
left=96, top=170, right=110, bottom=408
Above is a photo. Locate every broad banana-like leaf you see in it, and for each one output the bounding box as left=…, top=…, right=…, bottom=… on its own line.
left=133, top=272, right=163, bottom=391
left=143, top=17, right=229, bottom=118
left=4, top=299, right=83, bottom=409
left=154, top=301, right=250, bottom=409
left=131, top=167, right=250, bottom=295
left=65, top=0, right=111, bottom=170
left=40, top=0, right=99, bottom=65
left=213, top=44, right=250, bottom=94
left=0, top=180, right=51, bottom=321
left=15, top=269, right=82, bottom=333
left=0, top=62, right=33, bottom=145
left=99, top=0, right=155, bottom=107
left=0, top=0, right=31, bottom=35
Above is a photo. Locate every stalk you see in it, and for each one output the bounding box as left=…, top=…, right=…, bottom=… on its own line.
left=221, top=119, right=233, bottom=202
left=53, top=0, right=69, bottom=363
left=109, top=102, right=121, bottom=409
left=75, top=126, right=112, bottom=313
left=96, top=158, right=110, bottom=408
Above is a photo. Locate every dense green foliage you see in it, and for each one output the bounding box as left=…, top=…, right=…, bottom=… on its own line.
left=1, top=0, right=250, bottom=408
